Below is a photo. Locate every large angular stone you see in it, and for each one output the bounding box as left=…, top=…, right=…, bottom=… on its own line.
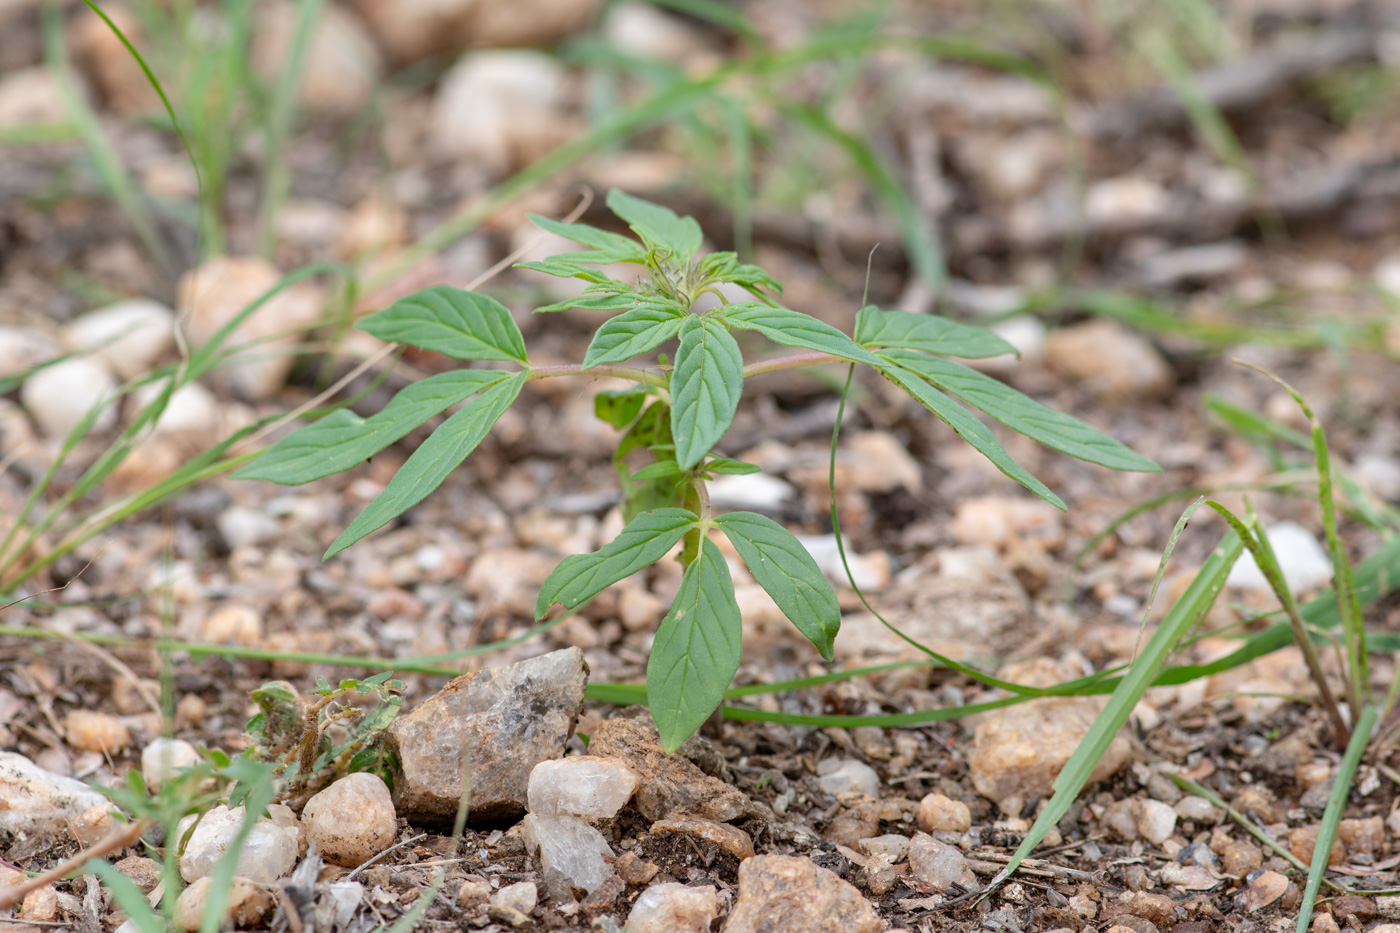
left=587, top=718, right=748, bottom=823
left=521, top=813, right=612, bottom=895
left=724, top=855, right=882, bottom=933
left=388, top=648, right=588, bottom=822
left=970, top=694, right=1131, bottom=815
left=0, top=752, right=111, bottom=836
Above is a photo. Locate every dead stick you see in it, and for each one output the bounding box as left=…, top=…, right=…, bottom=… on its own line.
left=0, top=819, right=151, bottom=910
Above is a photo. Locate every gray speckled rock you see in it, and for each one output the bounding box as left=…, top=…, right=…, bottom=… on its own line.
left=387, top=647, right=588, bottom=823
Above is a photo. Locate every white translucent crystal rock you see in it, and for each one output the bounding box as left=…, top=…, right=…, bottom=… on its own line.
left=62, top=299, right=174, bottom=379
left=521, top=813, right=613, bottom=894
left=0, top=752, right=110, bottom=835
left=816, top=759, right=881, bottom=799
left=1227, top=521, right=1333, bottom=594
left=527, top=756, right=638, bottom=821
left=140, top=737, right=200, bottom=790
left=625, top=882, right=717, bottom=933
left=21, top=357, right=118, bottom=438
left=177, top=804, right=299, bottom=883
left=1135, top=799, right=1178, bottom=846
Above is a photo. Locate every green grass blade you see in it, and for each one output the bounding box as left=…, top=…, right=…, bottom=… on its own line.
left=256, top=0, right=326, bottom=257
left=986, top=523, right=1244, bottom=896
left=1205, top=500, right=1350, bottom=747
left=1296, top=704, right=1378, bottom=932
left=45, top=4, right=171, bottom=276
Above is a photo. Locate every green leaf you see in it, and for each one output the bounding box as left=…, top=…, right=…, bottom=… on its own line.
left=716, top=511, right=840, bottom=660
left=647, top=538, right=742, bottom=751
left=325, top=373, right=527, bottom=557
left=877, top=360, right=1065, bottom=510
left=723, top=303, right=882, bottom=366
left=699, top=253, right=781, bottom=295
left=526, top=213, right=647, bottom=261
left=535, top=508, right=698, bottom=617
left=606, top=189, right=703, bottom=260
left=583, top=304, right=687, bottom=368
left=358, top=286, right=527, bottom=363
left=706, top=458, right=760, bottom=475
left=631, top=460, right=684, bottom=482
left=595, top=388, right=647, bottom=429
left=514, top=260, right=614, bottom=284
left=533, top=291, right=647, bottom=314
left=728, top=263, right=783, bottom=296
left=615, top=401, right=683, bottom=522
left=855, top=305, right=1016, bottom=359
left=671, top=315, right=744, bottom=469
left=882, top=350, right=1161, bottom=472
left=234, top=370, right=508, bottom=484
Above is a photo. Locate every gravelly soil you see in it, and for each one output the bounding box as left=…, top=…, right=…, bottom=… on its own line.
left=4, top=1, right=1400, bottom=931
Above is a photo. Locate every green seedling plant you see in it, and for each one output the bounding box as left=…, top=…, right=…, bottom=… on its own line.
left=243, top=672, right=404, bottom=800
left=237, top=189, right=1160, bottom=751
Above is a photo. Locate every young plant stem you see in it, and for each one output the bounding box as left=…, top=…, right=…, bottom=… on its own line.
left=1206, top=501, right=1351, bottom=749
left=679, top=479, right=708, bottom=567
left=527, top=363, right=671, bottom=390
left=1234, top=360, right=1370, bottom=719
left=742, top=352, right=843, bottom=378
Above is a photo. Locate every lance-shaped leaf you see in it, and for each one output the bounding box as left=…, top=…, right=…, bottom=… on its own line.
left=648, top=538, right=742, bottom=752
left=525, top=213, right=648, bottom=263
left=533, top=291, right=641, bottom=315
left=723, top=303, right=882, bottom=366
left=583, top=304, right=687, bottom=368
left=671, top=315, right=743, bottom=469
left=359, top=286, right=526, bottom=363
left=716, top=511, right=840, bottom=660
left=514, top=260, right=614, bottom=284
left=882, top=350, right=1161, bottom=472
left=878, top=358, right=1065, bottom=510
left=325, top=373, right=527, bottom=557
left=607, top=189, right=703, bottom=260
left=535, top=508, right=698, bottom=618
left=235, top=370, right=508, bottom=485
left=855, top=305, right=1016, bottom=359
left=706, top=458, right=759, bottom=475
